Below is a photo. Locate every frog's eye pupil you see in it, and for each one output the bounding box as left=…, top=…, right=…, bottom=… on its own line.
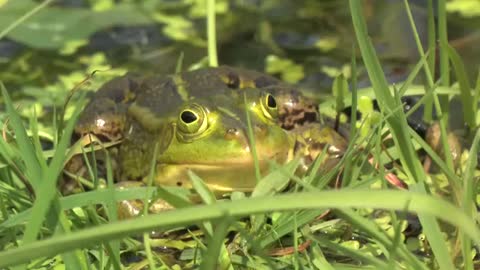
left=181, top=110, right=198, bottom=123
left=267, top=94, right=277, bottom=108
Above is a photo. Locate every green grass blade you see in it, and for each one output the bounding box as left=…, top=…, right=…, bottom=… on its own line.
left=189, top=170, right=217, bottom=205
left=28, top=109, right=48, bottom=173
left=403, top=0, right=457, bottom=177
left=408, top=128, right=459, bottom=183
left=0, top=190, right=479, bottom=267
left=402, top=0, right=434, bottom=85
left=200, top=216, right=234, bottom=270
left=309, top=244, right=335, bottom=270
left=0, top=187, right=158, bottom=230
left=424, top=0, right=436, bottom=122
left=143, top=142, right=161, bottom=270
left=460, top=129, right=480, bottom=270
left=474, top=70, right=480, bottom=116
left=438, top=0, right=449, bottom=87
left=0, top=0, right=54, bottom=39
left=56, top=210, right=89, bottom=270
left=446, top=44, right=475, bottom=129
left=320, top=84, right=461, bottom=112
left=21, top=95, right=86, bottom=244
left=188, top=170, right=216, bottom=235
left=103, top=152, right=121, bottom=269
left=258, top=209, right=326, bottom=248
left=438, top=0, right=450, bottom=111
left=206, top=0, right=218, bottom=67
left=397, top=51, right=430, bottom=97
left=349, top=47, right=358, bottom=141
left=1, top=83, right=42, bottom=192
left=335, top=209, right=428, bottom=270
left=251, top=159, right=299, bottom=198
left=308, top=235, right=389, bottom=269
left=333, top=74, right=348, bottom=114
left=244, top=92, right=261, bottom=183
left=175, top=51, right=185, bottom=73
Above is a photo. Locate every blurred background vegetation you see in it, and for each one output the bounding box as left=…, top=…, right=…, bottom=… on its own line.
left=0, top=0, right=479, bottom=133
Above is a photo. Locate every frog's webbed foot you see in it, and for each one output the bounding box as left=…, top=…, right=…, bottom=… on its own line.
left=115, top=181, right=175, bottom=220
left=290, top=123, right=348, bottom=175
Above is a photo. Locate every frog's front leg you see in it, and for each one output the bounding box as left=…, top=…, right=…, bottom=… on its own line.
left=115, top=181, right=177, bottom=219
left=290, top=123, right=348, bottom=177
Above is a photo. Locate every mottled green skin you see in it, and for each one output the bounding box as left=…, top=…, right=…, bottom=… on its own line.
left=71, top=66, right=346, bottom=194
left=73, top=67, right=294, bottom=192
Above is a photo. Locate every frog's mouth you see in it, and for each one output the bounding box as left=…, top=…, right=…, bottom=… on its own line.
left=154, top=150, right=289, bottom=192
left=154, top=161, right=265, bottom=192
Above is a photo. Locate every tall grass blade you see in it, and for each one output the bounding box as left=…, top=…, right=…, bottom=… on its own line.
left=200, top=216, right=234, bottom=270
left=349, top=1, right=456, bottom=269
left=438, top=0, right=450, bottom=111
left=21, top=94, right=85, bottom=244
left=1, top=83, right=42, bottom=192
left=460, top=129, right=480, bottom=270
left=446, top=44, right=475, bottom=129
left=206, top=0, right=218, bottom=67
left=404, top=0, right=458, bottom=175
left=424, top=0, right=436, bottom=123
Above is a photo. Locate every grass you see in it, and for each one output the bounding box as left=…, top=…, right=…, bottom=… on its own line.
left=1, top=1, right=480, bottom=269
left=1, top=191, right=480, bottom=267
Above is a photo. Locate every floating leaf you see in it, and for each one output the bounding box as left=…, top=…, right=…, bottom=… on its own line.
left=0, top=1, right=153, bottom=49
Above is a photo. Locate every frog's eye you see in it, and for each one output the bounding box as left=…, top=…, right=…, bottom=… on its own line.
left=177, top=104, right=208, bottom=134
left=180, top=110, right=198, bottom=124
left=266, top=94, right=277, bottom=108
left=260, top=93, right=278, bottom=120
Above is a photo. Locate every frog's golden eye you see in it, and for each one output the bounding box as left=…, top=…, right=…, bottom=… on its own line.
left=177, top=104, right=208, bottom=134
left=260, top=93, right=278, bottom=120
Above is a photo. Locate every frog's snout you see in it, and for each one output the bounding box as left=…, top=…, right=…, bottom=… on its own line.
left=223, top=124, right=268, bottom=142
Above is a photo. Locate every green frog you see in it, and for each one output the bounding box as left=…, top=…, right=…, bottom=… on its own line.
left=64, top=66, right=347, bottom=215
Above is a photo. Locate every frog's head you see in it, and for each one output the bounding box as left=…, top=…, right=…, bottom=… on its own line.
left=73, top=75, right=141, bottom=143
left=148, top=88, right=290, bottom=192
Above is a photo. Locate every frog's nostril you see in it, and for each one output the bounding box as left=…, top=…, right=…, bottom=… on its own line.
left=224, top=128, right=239, bottom=140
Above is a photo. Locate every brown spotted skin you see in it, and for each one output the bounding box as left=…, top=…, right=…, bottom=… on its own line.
left=214, top=66, right=320, bottom=130
left=74, top=73, right=145, bottom=142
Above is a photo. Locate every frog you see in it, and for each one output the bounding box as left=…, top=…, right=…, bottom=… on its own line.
left=118, top=72, right=291, bottom=191
left=64, top=66, right=348, bottom=215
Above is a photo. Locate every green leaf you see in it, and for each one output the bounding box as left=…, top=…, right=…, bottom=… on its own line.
left=0, top=1, right=152, bottom=49
left=251, top=159, right=300, bottom=198
left=188, top=170, right=217, bottom=205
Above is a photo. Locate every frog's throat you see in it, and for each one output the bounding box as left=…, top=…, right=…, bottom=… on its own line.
left=152, top=161, right=273, bottom=192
